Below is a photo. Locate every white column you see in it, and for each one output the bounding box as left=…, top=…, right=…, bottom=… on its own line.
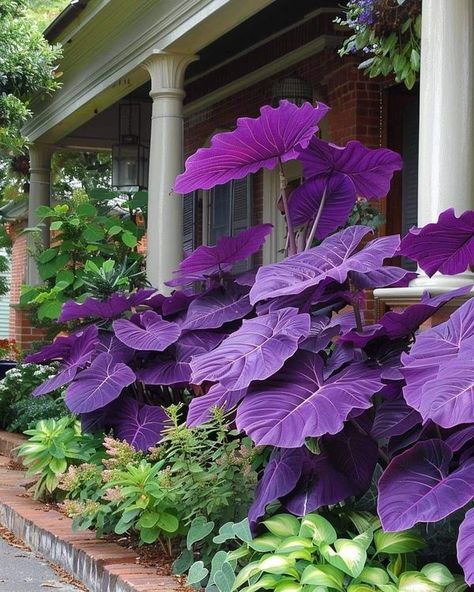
left=417, top=0, right=474, bottom=226
left=142, top=51, right=198, bottom=292
left=28, top=143, right=53, bottom=285
left=376, top=0, right=474, bottom=302
left=410, top=0, right=474, bottom=291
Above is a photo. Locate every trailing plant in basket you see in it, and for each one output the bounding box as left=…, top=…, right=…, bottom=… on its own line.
left=336, top=0, right=422, bottom=90
left=27, top=100, right=474, bottom=581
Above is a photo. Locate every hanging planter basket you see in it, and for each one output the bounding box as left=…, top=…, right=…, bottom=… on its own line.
left=336, top=0, right=422, bottom=89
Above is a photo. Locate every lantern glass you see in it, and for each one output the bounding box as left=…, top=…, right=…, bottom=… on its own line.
left=272, top=76, right=313, bottom=106
left=112, top=102, right=149, bottom=191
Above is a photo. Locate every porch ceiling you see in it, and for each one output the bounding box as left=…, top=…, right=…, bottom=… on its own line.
left=25, top=0, right=274, bottom=145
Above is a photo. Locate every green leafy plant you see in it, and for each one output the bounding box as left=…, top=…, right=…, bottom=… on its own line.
left=81, top=258, right=148, bottom=299
left=336, top=0, right=421, bottom=90
left=21, top=196, right=147, bottom=321
left=17, top=417, right=104, bottom=499
left=188, top=511, right=466, bottom=592
left=0, top=0, right=61, bottom=154
left=0, top=362, right=68, bottom=432
left=60, top=411, right=259, bottom=560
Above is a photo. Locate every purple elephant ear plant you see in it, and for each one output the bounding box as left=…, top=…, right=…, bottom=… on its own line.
left=28, top=100, right=474, bottom=582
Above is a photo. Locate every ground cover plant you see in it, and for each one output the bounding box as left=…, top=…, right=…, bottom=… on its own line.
left=23, top=100, right=474, bottom=585
left=0, top=362, right=68, bottom=432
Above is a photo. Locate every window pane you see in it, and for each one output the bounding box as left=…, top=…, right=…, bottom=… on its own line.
left=209, top=183, right=232, bottom=245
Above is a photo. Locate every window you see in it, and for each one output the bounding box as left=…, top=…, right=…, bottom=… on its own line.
left=208, top=176, right=252, bottom=271
left=181, top=176, right=253, bottom=272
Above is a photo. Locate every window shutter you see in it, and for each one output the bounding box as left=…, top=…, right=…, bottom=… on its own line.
left=182, top=192, right=196, bottom=256
left=401, top=100, right=419, bottom=270
left=231, top=176, right=252, bottom=272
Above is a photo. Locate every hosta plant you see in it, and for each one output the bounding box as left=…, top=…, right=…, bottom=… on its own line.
left=18, top=416, right=104, bottom=499
left=186, top=511, right=464, bottom=592
left=27, top=100, right=474, bottom=581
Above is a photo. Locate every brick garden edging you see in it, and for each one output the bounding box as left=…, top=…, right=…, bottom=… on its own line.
left=0, top=431, right=183, bottom=592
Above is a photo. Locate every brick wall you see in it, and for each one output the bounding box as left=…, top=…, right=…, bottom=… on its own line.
left=7, top=221, right=47, bottom=352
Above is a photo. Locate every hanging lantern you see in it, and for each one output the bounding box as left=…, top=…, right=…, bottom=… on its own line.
left=112, top=102, right=149, bottom=191
left=272, top=76, right=313, bottom=106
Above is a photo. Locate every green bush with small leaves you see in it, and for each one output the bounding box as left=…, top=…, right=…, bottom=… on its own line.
left=0, top=362, right=68, bottom=432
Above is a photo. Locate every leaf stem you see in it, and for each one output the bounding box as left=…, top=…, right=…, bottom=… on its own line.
left=278, top=160, right=297, bottom=256
left=305, top=182, right=328, bottom=250
left=349, top=274, right=364, bottom=333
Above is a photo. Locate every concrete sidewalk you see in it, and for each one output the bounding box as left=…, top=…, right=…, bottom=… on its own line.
left=0, top=535, right=82, bottom=591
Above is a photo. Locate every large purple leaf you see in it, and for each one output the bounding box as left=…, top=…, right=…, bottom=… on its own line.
left=59, top=290, right=154, bottom=322
left=402, top=297, right=474, bottom=413
left=190, top=307, right=310, bottom=391
left=113, top=311, right=181, bottom=351
left=378, top=439, right=474, bottom=531
left=187, top=384, right=247, bottom=427
left=26, top=325, right=98, bottom=364
left=65, top=353, right=136, bottom=413
left=174, top=100, right=329, bottom=193
left=236, top=350, right=382, bottom=448
left=181, top=288, right=252, bottom=331
left=343, top=285, right=473, bottom=348
left=250, top=226, right=399, bottom=304
left=288, top=173, right=356, bottom=238
left=137, top=357, right=192, bottom=386
left=112, top=398, right=168, bottom=452
left=284, top=426, right=378, bottom=515
left=419, top=359, right=474, bottom=428
left=445, top=426, right=474, bottom=453
left=351, top=267, right=416, bottom=290
left=299, top=137, right=402, bottom=199
left=399, top=208, right=474, bottom=276
left=457, top=508, right=474, bottom=585
left=96, top=332, right=134, bottom=364
left=249, top=447, right=304, bottom=527
left=371, top=396, right=421, bottom=439
left=31, top=326, right=99, bottom=397
left=167, top=224, right=273, bottom=286
left=381, top=286, right=473, bottom=340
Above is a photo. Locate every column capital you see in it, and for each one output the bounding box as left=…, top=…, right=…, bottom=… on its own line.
left=28, top=142, right=54, bottom=173
left=142, top=51, right=198, bottom=100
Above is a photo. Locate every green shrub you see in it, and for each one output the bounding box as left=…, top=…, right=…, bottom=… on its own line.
left=20, top=196, right=147, bottom=322
left=0, top=362, right=67, bottom=432
left=18, top=417, right=104, bottom=499
left=60, top=410, right=259, bottom=557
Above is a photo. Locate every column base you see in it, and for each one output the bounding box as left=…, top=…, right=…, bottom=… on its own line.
left=374, top=272, right=474, bottom=308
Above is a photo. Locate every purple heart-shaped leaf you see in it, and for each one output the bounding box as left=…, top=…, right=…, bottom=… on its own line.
left=113, top=311, right=181, bottom=351
left=190, top=307, right=310, bottom=391
left=65, top=353, right=136, bottom=413
left=174, top=100, right=329, bottom=193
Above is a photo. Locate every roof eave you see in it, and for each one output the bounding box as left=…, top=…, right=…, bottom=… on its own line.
left=44, top=0, right=89, bottom=42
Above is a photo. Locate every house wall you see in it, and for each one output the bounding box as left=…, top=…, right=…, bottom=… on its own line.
left=7, top=222, right=47, bottom=352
